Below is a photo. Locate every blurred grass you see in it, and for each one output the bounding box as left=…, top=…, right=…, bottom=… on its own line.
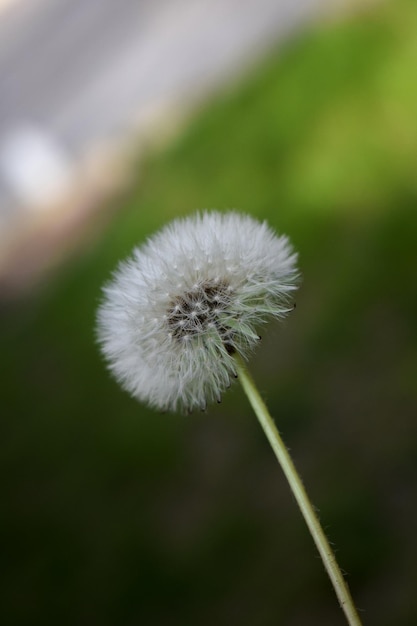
left=1, top=0, right=417, bottom=625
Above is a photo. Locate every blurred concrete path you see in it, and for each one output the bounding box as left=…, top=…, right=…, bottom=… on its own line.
left=0, top=0, right=332, bottom=216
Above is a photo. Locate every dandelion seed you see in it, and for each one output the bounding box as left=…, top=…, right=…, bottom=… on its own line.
left=96, top=211, right=298, bottom=413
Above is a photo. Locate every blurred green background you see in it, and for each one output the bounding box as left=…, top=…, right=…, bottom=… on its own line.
left=2, top=1, right=417, bottom=624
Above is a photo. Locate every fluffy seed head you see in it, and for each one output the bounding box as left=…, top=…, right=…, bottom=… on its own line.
left=97, top=211, right=299, bottom=413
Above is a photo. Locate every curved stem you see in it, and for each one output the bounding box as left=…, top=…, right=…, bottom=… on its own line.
left=234, top=353, right=363, bottom=626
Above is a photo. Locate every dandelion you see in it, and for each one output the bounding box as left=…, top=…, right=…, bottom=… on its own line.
left=97, top=211, right=297, bottom=413
left=97, top=210, right=362, bottom=626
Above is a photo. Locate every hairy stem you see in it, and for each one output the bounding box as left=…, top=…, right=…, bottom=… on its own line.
left=234, top=353, right=363, bottom=626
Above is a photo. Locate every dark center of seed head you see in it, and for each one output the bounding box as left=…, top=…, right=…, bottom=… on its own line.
left=167, top=279, right=234, bottom=347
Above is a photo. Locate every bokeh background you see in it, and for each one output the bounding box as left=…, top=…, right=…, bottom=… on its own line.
left=1, top=1, right=417, bottom=625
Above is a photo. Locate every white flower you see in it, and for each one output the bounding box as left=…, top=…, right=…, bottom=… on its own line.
left=97, top=211, right=298, bottom=413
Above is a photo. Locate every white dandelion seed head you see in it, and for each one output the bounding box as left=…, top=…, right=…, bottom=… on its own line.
left=96, top=211, right=299, bottom=413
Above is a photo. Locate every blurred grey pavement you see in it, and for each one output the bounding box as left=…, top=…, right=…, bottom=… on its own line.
left=0, top=0, right=356, bottom=288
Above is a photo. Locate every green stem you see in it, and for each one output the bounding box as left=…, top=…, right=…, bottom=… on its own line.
left=234, top=353, right=363, bottom=626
